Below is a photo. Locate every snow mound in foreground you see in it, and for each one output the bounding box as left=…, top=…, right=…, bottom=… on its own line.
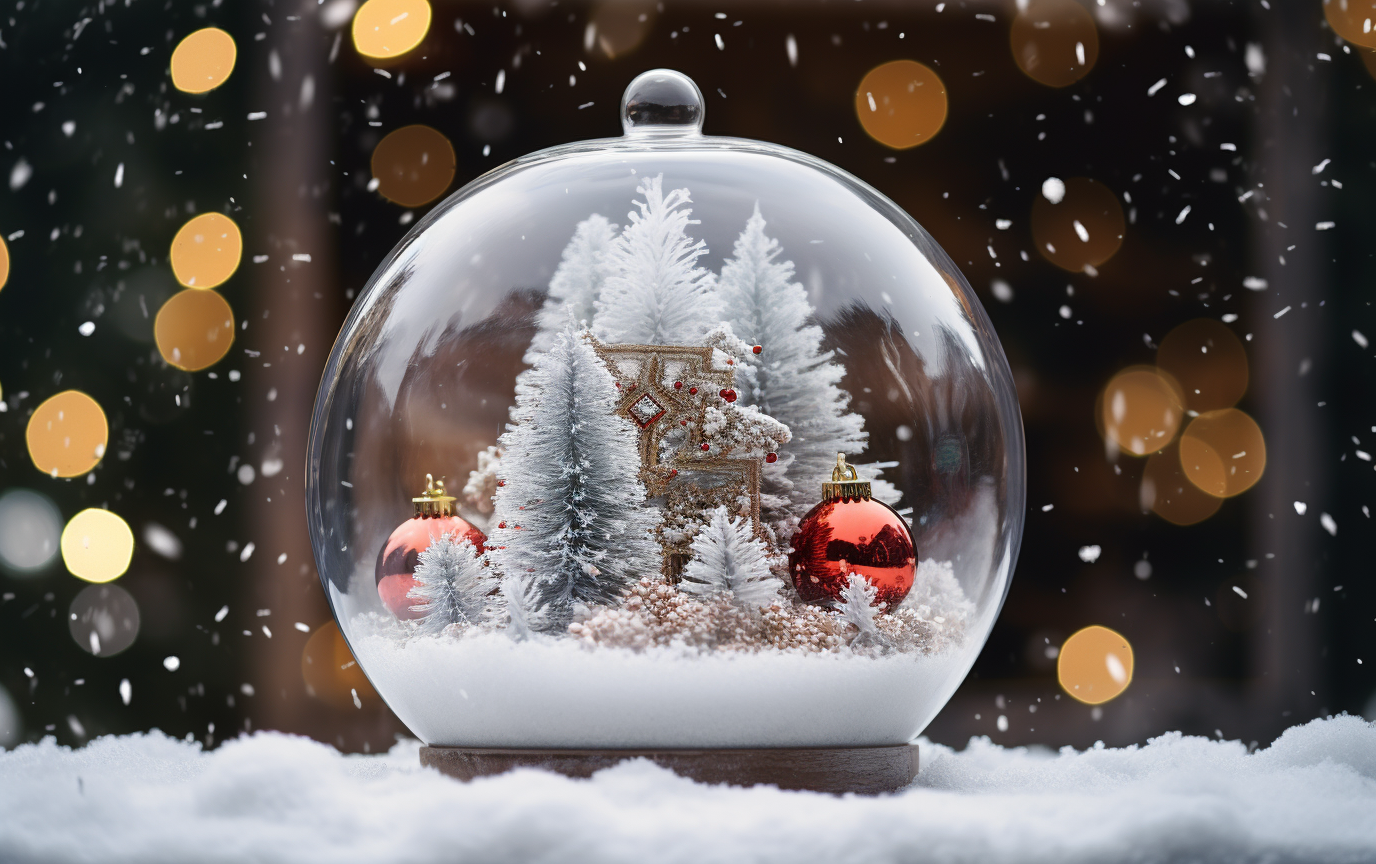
left=0, top=715, right=1373, bottom=864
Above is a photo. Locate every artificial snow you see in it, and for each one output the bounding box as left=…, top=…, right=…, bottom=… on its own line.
left=1, top=716, right=1373, bottom=863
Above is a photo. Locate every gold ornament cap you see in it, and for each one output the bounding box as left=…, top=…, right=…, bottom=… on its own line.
left=413, top=473, right=456, bottom=517
left=821, top=453, right=872, bottom=502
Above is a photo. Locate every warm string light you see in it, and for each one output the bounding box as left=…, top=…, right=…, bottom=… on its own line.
left=1099, top=367, right=1183, bottom=457
left=855, top=60, right=949, bottom=150
left=1179, top=409, right=1266, bottom=498
left=170, top=28, right=238, bottom=94
left=371, top=125, right=456, bottom=207
left=352, top=0, right=432, bottom=60
left=60, top=509, right=135, bottom=584
left=1142, top=441, right=1222, bottom=526
left=1323, top=0, right=1376, bottom=49
left=1155, top=319, right=1248, bottom=413
left=0, top=235, right=9, bottom=292
left=155, top=288, right=237, bottom=371
left=26, top=390, right=109, bottom=477
left=301, top=622, right=380, bottom=710
left=1058, top=625, right=1133, bottom=705
left=169, top=212, right=242, bottom=290
left=1010, top=0, right=1099, bottom=87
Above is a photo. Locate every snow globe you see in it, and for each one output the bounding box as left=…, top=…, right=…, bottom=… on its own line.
left=307, top=70, right=1025, bottom=793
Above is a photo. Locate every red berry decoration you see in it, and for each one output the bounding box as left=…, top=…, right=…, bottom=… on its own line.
left=673, top=381, right=683, bottom=390
left=701, top=443, right=711, bottom=451
left=689, top=387, right=698, bottom=395
left=789, top=454, right=914, bottom=610
left=375, top=475, right=487, bottom=620
left=765, top=452, right=778, bottom=464
left=680, top=419, right=688, bottom=426
left=669, top=469, right=678, bottom=478
left=498, top=521, right=507, bottom=529
left=752, top=345, right=763, bottom=354
left=720, top=388, right=737, bottom=403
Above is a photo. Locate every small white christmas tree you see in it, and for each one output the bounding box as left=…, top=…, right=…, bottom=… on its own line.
left=487, top=324, right=663, bottom=631
left=716, top=205, right=868, bottom=527
left=593, top=174, right=721, bottom=346
left=407, top=534, right=493, bottom=637
left=500, top=573, right=550, bottom=641
left=680, top=505, right=782, bottom=611
left=528, top=214, right=618, bottom=358
left=837, top=572, right=887, bottom=650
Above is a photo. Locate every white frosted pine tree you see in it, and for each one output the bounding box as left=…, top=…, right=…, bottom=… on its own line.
left=838, top=572, right=887, bottom=650
left=500, top=573, right=550, bottom=641
left=487, top=324, right=663, bottom=631
left=528, top=214, right=618, bottom=358
left=593, top=174, right=721, bottom=346
left=717, top=204, right=868, bottom=527
left=680, top=505, right=782, bottom=611
left=407, top=534, right=493, bottom=637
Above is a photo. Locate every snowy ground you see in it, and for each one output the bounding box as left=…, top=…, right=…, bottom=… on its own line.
left=1, top=716, right=1374, bottom=864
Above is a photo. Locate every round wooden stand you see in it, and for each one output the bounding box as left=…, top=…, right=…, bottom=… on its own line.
left=419, top=744, right=919, bottom=795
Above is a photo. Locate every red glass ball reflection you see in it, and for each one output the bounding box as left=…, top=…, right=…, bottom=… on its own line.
left=375, top=515, right=486, bottom=619
left=789, top=497, right=915, bottom=609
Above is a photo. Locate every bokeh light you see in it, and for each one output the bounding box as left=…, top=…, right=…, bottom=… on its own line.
left=26, top=390, right=108, bottom=477
left=370, top=125, right=457, bottom=207
left=1011, top=0, right=1099, bottom=88
left=1031, top=177, right=1124, bottom=272
left=352, top=0, right=432, bottom=60
left=588, top=0, right=657, bottom=58
left=68, top=583, right=142, bottom=657
left=1058, top=625, right=1133, bottom=705
left=60, top=509, right=135, bottom=584
left=855, top=60, right=948, bottom=150
left=155, top=288, right=236, bottom=371
left=0, top=235, right=9, bottom=292
left=0, top=489, right=63, bottom=575
left=1156, top=319, right=1248, bottom=413
left=1179, top=408, right=1266, bottom=498
left=169, top=212, right=242, bottom=289
left=1323, top=0, right=1376, bottom=50
left=1142, top=441, right=1222, bottom=525
left=1100, top=367, right=1183, bottom=457
left=302, top=621, right=380, bottom=711
left=170, top=28, right=237, bottom=94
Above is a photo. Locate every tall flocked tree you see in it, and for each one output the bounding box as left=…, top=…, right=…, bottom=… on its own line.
left=679, top=505, right=782, bottom=611
left=717, top=204, right=868, bottom=528
left=528, top=214, right=618, bottom=358
left=593, top=174, right=721, bottom=346
left=487, top=324, right=663, bottom=632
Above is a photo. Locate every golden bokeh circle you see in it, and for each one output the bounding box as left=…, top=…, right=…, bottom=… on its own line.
left=155, top=289, right=236, bottom=371
left=352, top=0, right=432, bottom=60
left=1142, top=442, right=1222, bottom=526
left=1011, top=0, right=1100, bottom=87
left=371, top=125, right=457, bottom=207
left=1101, top=366, right=1183, bottom=457
left=0, top=235, right=9, bottom=292
left=169, top=213, right=242, bottom=289
left=1058, top=625, right=1133, bottom=705
left=61, top=509, right=135, bottom=584
left=855, top=60, right=949, bottom=150
left=26, top=391, right=108, bottom=478
left=170, top=28, right=238, bottom=94
left=589, top=0, right=657, bottom=59
left=302, top=621, right=381, bottom=710
left=1156, top=319, right=1248, bottom=413
left=1031, top=177, right=1124, bottom=272
left=1324, top=0, right=1376, bottom=49
left=1179, top=409, right=1266, bottom=498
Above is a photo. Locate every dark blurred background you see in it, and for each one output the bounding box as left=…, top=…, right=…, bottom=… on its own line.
left=1, top=0, right=1372, bottom=754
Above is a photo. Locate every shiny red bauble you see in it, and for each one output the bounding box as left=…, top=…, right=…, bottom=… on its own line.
left=789, top=497, right=915, bottom=610
left=374, top=515, right=486, bottom=619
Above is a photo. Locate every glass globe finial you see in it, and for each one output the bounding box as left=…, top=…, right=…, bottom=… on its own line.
left=621, top=69, right=704, bottom=136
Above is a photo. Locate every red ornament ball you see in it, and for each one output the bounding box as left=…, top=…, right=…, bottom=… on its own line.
left=765, top=452, right=778, bottom=463
left=752, top=345, right=763, bottom=354
left=689, top=387, right=698, bottom=395
left=700, top=443, right=711, bottom=451
left=720, top=388, right=737, bottom=402
left=673, top=381, right=683, bottom=390
left=789, top=497, right=915, bottom=610
left=375, top=515, right=486, bottom=619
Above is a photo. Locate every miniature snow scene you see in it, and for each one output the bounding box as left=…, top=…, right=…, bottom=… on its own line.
left=4, top=0, right=1376, bottom=858
left=321, top=115, right=1022, bottom=750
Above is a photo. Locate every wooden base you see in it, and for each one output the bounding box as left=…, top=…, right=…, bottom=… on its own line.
left=419, top=743, right=918, bottom=795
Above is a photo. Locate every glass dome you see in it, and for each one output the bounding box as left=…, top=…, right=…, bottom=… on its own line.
left=307, top=69, right=1025, bottom=749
